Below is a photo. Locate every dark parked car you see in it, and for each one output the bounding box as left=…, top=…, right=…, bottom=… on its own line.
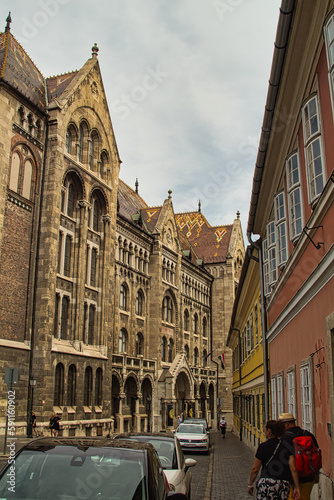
left=114, top=432, right=196, bottom=498
left=0, top=437, right=188, bottom=499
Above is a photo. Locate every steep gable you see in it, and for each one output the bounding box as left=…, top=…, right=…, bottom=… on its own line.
left=175, top=211, right=232, bottom=264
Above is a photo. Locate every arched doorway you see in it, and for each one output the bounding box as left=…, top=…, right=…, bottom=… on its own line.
left=124, top=376, right=137, bottom=432
left=175, top=371, right=191, bottom=422
left=141, top=378, right=153, bottom=432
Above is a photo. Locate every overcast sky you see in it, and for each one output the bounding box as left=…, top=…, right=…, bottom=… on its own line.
left=3, top=0, right=281, bottom=242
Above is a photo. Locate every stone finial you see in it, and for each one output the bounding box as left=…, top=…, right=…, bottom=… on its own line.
left=135, top=178, right=139, bottom=194
left=92, top=43, right=99, bottom=58
left=198, top=200, right=201, bottom=213
left=168, top=189, right=172, bottom=199
left=236, top=210, right=240, bottom=219
left=5, top=12, right=12, bottom=33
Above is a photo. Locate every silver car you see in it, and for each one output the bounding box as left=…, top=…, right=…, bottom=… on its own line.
left=114, top=432, right=197, bottom=499
left=174, top=423, right=210, bottom=454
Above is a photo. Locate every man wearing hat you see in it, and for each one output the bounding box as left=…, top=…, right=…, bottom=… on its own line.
left=279, top=413, right=319, bottom=500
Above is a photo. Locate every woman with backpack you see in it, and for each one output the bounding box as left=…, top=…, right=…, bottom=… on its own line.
left=247, top=420, right=300, bottom=499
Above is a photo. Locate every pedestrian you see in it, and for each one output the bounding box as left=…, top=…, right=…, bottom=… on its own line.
left=219, top=416, right=227, bottom=438
left=279, top=413, right=320, bottom=500
left=247, top=420, right=300, bottom=500
left=49, top=413, right=55, bottom=437
left=177, top=415, right=182, bottom=426
left=31, top=411, right=38, bottom=437
left=52, top=413, right=61, bottom=437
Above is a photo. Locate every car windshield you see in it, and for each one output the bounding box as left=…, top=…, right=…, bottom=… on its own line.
left=177, top=424, right=205, bottom=434
left=185, top=419, right=207, bottom=428
left=125, top=437, right=177, bottom=470
left=0, top=445, right=147, bottom=500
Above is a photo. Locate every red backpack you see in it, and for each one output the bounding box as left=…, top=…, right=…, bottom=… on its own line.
left=292, top=435, right=322, bottom=477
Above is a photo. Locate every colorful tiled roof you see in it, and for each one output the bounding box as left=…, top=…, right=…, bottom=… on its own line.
left=175, top=212, right=232, bottom=264
left=46, top=71, right=79, bottom=102
left=118, top=179, right=148, bottom=221
left=140, top=207, right=162, bottom=233
left=0, top=31, right=46, bottom=109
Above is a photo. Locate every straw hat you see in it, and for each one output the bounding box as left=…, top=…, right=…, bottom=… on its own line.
left=278, top=412, right=295, bottom=422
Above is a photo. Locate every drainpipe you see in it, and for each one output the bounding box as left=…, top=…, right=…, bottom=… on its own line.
left=209, top=279, right=219, bottom=428
left=231, top=328, right=243, bottom=441
left=246, top=0, right=295, bottom=424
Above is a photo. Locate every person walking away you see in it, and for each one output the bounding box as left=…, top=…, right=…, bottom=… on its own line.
left=52, top=413, right=61, bottom=437
left=49, top=413, right=55, bottom=437
left=31, top=411, right=38, bottom=437
left=248, top=420, right=300, bottom=500
left=279, top=413, right=321, bottom=500
left=177, top=415, right=182, bottom=426
left=219, top=416, right=227, bottom=438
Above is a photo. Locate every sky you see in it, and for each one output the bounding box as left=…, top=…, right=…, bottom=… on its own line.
left=3, top=0, right=282, bottom=242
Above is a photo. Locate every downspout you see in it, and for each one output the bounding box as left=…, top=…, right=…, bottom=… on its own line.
left=231, top=328, right=242, bottom=441
left=246, top=0, right=295, bottom=424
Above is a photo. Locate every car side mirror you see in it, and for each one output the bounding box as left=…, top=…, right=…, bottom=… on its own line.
left=184, top=458, right=197, bottom=471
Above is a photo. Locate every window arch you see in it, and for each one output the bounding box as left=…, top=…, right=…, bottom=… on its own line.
left=135, top=289, right=144, bottom=316
left=120, top=283, right=128, bottom=311
left=168, top=338, right=174, bottom=363
left=95, top=368, right=103, bottom=406
left=89, top=191, right=105, bottom=233
left=119, top=328, right=128, bottom=353
left=100, top=151, right=108, bottom=179
left=136, top=333, right=144, bottom=356
left=193, top=313, right=199, bottom=335
left=193, top=347, right=199, bottom=366
left=184, top=344, right=189, bottom=360
left=89, top=130, right=99, bottom=170
left=61, top=173, right=81, bottom=218
left=183, top=309, right=189, bottom=331
left=8, top=147, right=35, bottom=201
left=202, top=317, right=207, bottom=338
left=67, top=364, right=76, bottom=407
left=162, top=295, right=173, bottom=323
left=54, top=363, right=64, bottom=406
left=78, top=122, right=89, bottom=163
left=84, top=366, right=93, bottom=406
left=161, top=336, right=167, bottom=362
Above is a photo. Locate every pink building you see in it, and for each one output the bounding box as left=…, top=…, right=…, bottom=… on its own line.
left=246, top=1, right=334, bottom=497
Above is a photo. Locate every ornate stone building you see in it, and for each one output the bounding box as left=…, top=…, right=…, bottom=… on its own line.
left=0, top=18, right=244, bottom=436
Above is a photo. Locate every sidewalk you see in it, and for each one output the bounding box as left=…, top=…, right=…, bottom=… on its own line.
left=210, top=429, right=256, bottom=500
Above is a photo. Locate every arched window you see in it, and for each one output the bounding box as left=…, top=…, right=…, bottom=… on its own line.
left=78, top=123, right=85, bottom=162
left=162, top=295, right=173, bottom=323
left=60, top=295, right=70, bottom=340
left=9, top=148, right=34, bottom=200
left=67, top=365, right=76, bottom=407
left=203, top=317, right=207, bottom=338
left=84, top=366, right=93, bottom=406
left=193, top=314, right=198, bottom=335
left=100, top=151, right=108, bottom=179
left=120, top=284, right=127, bottom=311
left=184, top=344, right=189, bottom=360
left=203, top=350, right=208, bottom=368
left=193, top=347, right=199, bottom=366
left=63, top=234, right=72, bottom=277
left=136, top=290, right=144, bottom=316
left=168, top=338, right=174, bottom=363
left=136, top=333, right=144, bottom=356
left=88, top=305, right=95, bottom=344
left=161, top=336, right=167, bottom=362
left=95, top=368, right=103, bottom=406
left=119, top=328, right=127, bottom=353
left=66, top=128, right=72, bottom=154
left=183, top=309, right=189, bottom=331
left=54, top=363, right=64, bottom=406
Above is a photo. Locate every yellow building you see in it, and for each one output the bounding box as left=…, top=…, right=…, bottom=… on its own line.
left=227, top=245, right=268, bottom=451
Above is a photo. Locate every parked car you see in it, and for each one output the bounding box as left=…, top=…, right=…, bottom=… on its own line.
left=0, top=437, right=189, bottom=499
left=174, top=423, right=210, bottom=454
left=114, top=432, right=197, bottom=499
left=183, top=418, right=211, bottom=446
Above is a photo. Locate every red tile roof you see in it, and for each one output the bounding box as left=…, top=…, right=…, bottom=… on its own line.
left=175, top=212, right=232, bottom=264
left=46, top=71, right=78, bottom=102
left=118, top=179, right=148, bottom=221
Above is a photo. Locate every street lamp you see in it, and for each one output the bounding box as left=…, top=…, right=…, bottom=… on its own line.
left=27, top=376, right=37, bottom=438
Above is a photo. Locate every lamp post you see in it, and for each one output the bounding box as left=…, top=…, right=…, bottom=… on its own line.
left=146, top=394, right=152, bottom=432
left=27, top=376, right=37, bottom=438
